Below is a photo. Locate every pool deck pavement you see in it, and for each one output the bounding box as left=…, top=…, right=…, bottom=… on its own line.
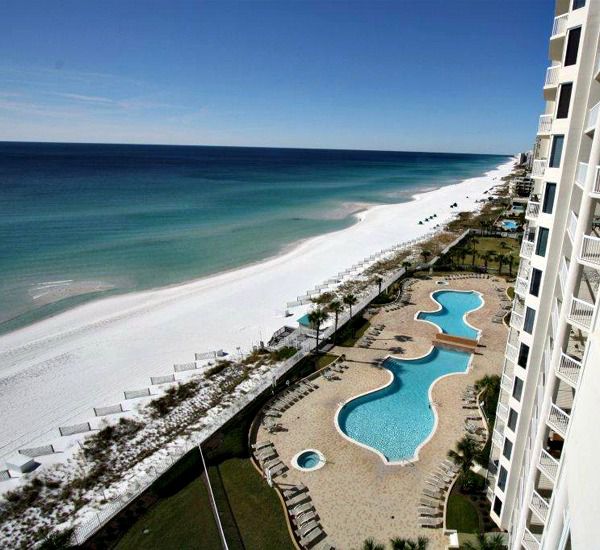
left=254, top=275, right=509, bottom=549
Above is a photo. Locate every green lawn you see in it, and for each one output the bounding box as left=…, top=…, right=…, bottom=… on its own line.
left=507, top=287, right=515, bottom=299
left=338, top=316, right=371, bottom=347
left=114, top=477, right=222, bottom=550
left=445, top=493, right=481, bottom=534
left=452, top=236, right=520, bottom=275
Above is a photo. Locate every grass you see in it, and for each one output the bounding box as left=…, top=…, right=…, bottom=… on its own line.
left=337, top=316, right=371, bottom=347
left=507, top=286, right=515, bottom=299
left=114, top=477, right=222, bottom=550
left=445, top=493, right=481, bottom=534
left=459, top=236, right=520, bottom=274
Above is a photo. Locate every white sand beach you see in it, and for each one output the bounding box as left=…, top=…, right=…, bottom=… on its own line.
left=0, top=159, right=513, bottom=466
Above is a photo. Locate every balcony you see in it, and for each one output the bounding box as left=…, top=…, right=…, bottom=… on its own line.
left=506, top=342, right=518, bottom=363
left=537, top=114, right=553, bottom=135
left=544, top=66, right=560, bottom=99
left=515, top=276, right=529, bottom=297
left=567, top=210, right=578, bottom=242
left=585, top=101, right=600, bottom=135
left=575, top=162, right=588, bottom=189
left=551, top=12, right=568, bottom=37
left=510, top=311, right=524, bottom=330
left=530, top=490, right=550, bottom=522
left=526, top=200, right=541, bottom=220
left=522, top=528, right=542, bottom=550
left=556, top=352, right=582, bottom=387
left=559, top=257, right=568, bottom=293
left=532, top=159, right=547, bottom=178
left=591, top=166, right=600, bottom=196
left=547, top=403, right=570, bottom=438
left=568, top=296, right=595, bottom=331
left=552, top=300, right=560, bottom=338
left=579, top=234, right=600, bottom=268
left=492, top=428, right=504, bottom=448
left=538, top=448, right=560, bottom=483
left=501, top=372, right=513, bottom=393
left=497, top=403, right=509, bottom=423
left=521, top=239, right=535, bottom=259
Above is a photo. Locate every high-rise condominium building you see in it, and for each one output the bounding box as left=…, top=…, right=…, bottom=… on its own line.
left=486, top=0, right=600, bottom=549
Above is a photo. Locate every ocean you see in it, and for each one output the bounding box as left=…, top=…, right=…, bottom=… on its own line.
left=0, top=142, right=508, bottom=332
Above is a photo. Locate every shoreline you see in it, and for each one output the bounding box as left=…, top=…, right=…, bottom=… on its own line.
left=0, top=158, right=514, bottom=463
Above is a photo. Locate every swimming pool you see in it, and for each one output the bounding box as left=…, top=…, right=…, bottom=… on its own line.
left=336, top=347, right=472, bottom=462
left=297, top=313, right=311, bottom=327
left=417, top=290, right=482, bottom=339
left=501, top=219, right=519, bottom=230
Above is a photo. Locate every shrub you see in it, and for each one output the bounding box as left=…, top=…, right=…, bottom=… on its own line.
left=460, top=470, right=486, bottom=494
left=269, top=346, right=297, bottom=362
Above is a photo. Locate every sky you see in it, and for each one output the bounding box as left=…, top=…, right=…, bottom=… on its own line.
left=0, top=0, right=554, bottom=154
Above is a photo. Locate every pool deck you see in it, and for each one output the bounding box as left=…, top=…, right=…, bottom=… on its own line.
left=254, top=276, right=509, bottom=549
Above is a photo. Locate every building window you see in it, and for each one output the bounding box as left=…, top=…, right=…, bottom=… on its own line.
left=493, top=496, right=503, bottom=516
left=508, top=408, right=518, bottom=431
left=523, top=307, right=536, bottom=334
left=498, top=466, right=508, bottom=491
left=503, top=438, right=513, bottom=460
left=513, top=377, right=524, bottom=401
left=536, top=227, right=550, bottom=257
left=549, top=135, right=565, bottom=168
left=530, top=268, right=542, bottom=296
left=517, top=343, right=530, bottom=369
left=573, top=0, right=585, bottom=10
left=556, top=84, right=573, bottom=119
left=564, top=27, right=581, bottom=66
left=542, top=182, right=557, bottom=214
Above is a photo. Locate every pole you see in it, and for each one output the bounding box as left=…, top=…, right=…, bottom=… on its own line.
left=198, top=443, right=229, bottom=550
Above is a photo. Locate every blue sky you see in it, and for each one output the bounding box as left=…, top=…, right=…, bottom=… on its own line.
left=0, top=0, right=554, bottom=154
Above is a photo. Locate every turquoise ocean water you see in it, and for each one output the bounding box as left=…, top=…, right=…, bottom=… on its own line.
left=0, top=142, right=508, bottom=332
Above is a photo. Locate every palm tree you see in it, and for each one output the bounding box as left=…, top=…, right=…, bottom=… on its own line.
left=402, top=261, right=412, bottom=273
left=374, top=275, right=383, bottom=295
left=496, top=253, right=507, bottom=274
left=420, top=250, right=432, bottom=264
left=468, top=246, right=478, bottom=267
left=361, top=538, right=385, bottom=550
left=343, top=293, right=358, bottom=319
left=307, top=307, right=329, bottom=353
left=462, top=532, right=506, bottom=550
left=327, top=299, right=343, bottom=344
left=447, top=435, right=481, bottom=475
left=507, top=254, right=515, bottom=276
left=390, top=537, right=429, bottom=549
left=480, top=251, right=494, bottom=271
left=474, top=374, right=500, bottom=400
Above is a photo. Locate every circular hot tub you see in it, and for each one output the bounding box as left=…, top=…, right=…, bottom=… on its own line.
left=292, top=449, right=326, bottom=472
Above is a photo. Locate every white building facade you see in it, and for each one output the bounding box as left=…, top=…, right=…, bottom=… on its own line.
left=487, top=0, right=600, bottom=549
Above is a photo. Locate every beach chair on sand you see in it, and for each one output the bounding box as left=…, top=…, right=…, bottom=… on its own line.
left=284, top=484, right=307, bottom=499
left=423, top=487, right=442, bottom=500
left=420, top=496, right=440, bottom=508
left=300, top=526, right=325, bottom=548
left=287, top=493, right=311, bottom=507
left=419, top=516, right=443, bottom=528
left=268, top=461, right=287, bottom=478
left=291, top=502, right=313, bottom=516
left=418, top=505, right=441, bottom=517
left=256, top=448, right=277, bottom=461
left=297, top=520, right=319, bottom=538
left=252, top=441, right=273, bottom=451
left=294, top=510, right=317, bottom=526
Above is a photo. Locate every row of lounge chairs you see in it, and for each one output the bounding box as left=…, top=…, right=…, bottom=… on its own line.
left=321, top=361, right=349, bottom=381
left=418, top=459, right=460, bottom=528
left=445, top=273, right=489, bottom=280
left=252, top=441, right=288, bottom=478
left=283, top=484, right=329, bottom=548
left=358, top=324, right=386, bottom=348
left=462, top=385, right=480, bottom=410
left=262, top=380, right=318, bottom=432
left=384, top=280, right=416, bottom=312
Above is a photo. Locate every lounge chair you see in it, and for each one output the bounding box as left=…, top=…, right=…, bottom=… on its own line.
left=291, top=502, right=313, bottom=516
left=283, top=483, right=307, bottom=499
left=252, top=441, right=273, bottom=451
left=295, top=510, right=317, bottom=526
left=297, top=520, right=319, bottom=538
left=420, top=497, right=440, bottom=508
left=425, top=479, right=446, bottom=492
left=287, top=493, right=311, bottom=507
left=268, top=462, right=287, bottom=478
left=300, top=526, right=325, bottom=548
left=419, top=516, right=443, bottom=528
left=423, top=487, right=442, bottom=500
left=418, top=506, right=440, bottom=517
left=257, top=448, right=277, bottom=461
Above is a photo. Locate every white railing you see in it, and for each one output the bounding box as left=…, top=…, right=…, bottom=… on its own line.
left=501, top=373, right=513, bottom=393
left=537, top=114, right=553, bottom=134
left=510, top=311, right=524, bottom=330
left=548, top=403, right=570, bottom=438
left=586, top=101, right=600, bottom=133
left=545, top=65, right=560, bottom=87
left=568, top=296, right=595, bottom=330
left=539, top=449, right=560, bottom=483
left=492, top=429, right=504, bottom=448
left=517, top=260, right=531, bottom=280
left=551, top=13, right=568, bottom=37
left=532, top=159, right=547, bottom=178
left=543, top=346, right=551, bottom=378
left=530, top=490, right=550, bottom=522
left=557, top=352, right=582, bottom=387
left=552, top=301, right=560, bottom=337
left=523, top=528, right=542, bottom=550
left=513, top=298, right=526, bottom=318
left=508, top=328, right=520, bottom=348
left=515, top=276, right=529, bottom=297
left=521, top=239, right=535, bottom=259
left=497, top=403, right=509, bottom=423
left=505, top=343, right=518, bottom=363
left=580, top=235, right=600, bottom=267
left=593, top=166, right=600, bottom=195
left=567, top=210, right=578, bottom=242
left=575, top=161, right=588, bottom=188
left=559, top=257, right=568, bottom=292
left=526, top=201, right=541, bottom=219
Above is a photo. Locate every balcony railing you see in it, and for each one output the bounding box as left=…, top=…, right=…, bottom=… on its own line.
left=568, top=296, right=595, bottom=330
left=575, top=162, right=588, bottom=188
left=580, top=235, right=600, bottom=267
left=552, top=301, right=559, bottom=337
left=492, top=429, right=504, bottom=448
left=539, top=448, right=560, bottom=483
left=585, top=101, right=600, bottom=134
left=557, top=352, right=582, bottom=387
left=501, top=372, right=513, bottom=393
left=532, top=159, right=547, bottom=178
left=522, top=528, right=542, bottom=550
left=515, top=276, right=529, bottom=297
left=537, top=114, right=553, bottom=135
left=551, top=13, right=568, bottom=37
left=526, top=200, right=541, bottom=219
left=530, top=490, right=550, bottom=522
left=548, top=403, right=570, bottom=438
left=508, top=328, right=520, bottom=349
left=592, top=166, right=600, bottom=196
left=545, top=65, right=560, bottom=88
left=506, top=342, right=518, bottom=363
left=559, top=257, right=568, bottom=292
left=567, top=210, right=578, bottom=242
left=497, top=403, right=509, bottom=423
left=521, top=239, right=535, bottom=259
left=510, top=311, right=524, bottom=330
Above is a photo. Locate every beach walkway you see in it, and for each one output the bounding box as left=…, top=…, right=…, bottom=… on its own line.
left=253, top=275, right=508, bottom=549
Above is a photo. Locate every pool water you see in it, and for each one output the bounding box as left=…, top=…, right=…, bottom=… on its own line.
left=297, top=450, right=321, bottom=469
left=297, top=313, right=311, bottom=327
left=501, top=219, right=519, bottom=230
left=417, top=290, right=481, bottom=339
left=337, top=347, right=471, bottom=462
